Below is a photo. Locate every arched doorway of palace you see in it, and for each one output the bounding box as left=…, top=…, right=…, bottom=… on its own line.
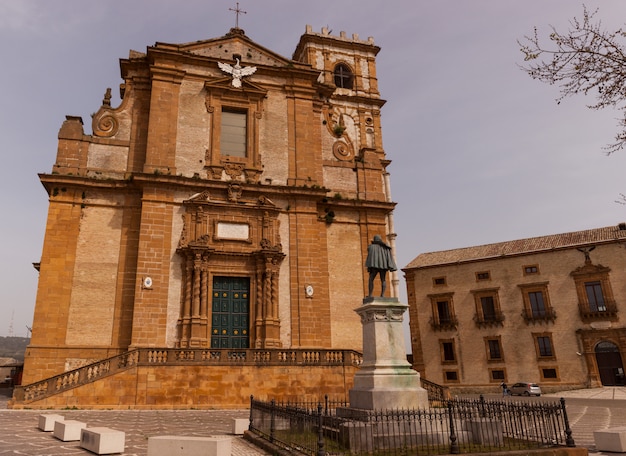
left=595, top=341, right=625, bottom=386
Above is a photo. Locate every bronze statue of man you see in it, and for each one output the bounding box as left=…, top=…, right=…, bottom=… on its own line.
left=365, top=235, right=397, bottom=297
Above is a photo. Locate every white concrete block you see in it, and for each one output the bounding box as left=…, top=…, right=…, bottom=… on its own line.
left=53, top=420, right=87, bottom=441
left=231, top=418, right=249, bottom=435
left=80, top=427, right=125, bottom=454
left=147, top=435, right=232, bottom=456
left=594, top=427, right=626, bottom=452
left=38, top=414, right=64, bottom=431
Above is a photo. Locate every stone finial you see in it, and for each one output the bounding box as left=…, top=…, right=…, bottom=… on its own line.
left=102, top=88, right=112, bottom=107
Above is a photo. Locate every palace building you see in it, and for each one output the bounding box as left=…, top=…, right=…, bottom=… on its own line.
left=13, top=25, right=397, bottom=408
left=404, top=224, right=626, bottom=394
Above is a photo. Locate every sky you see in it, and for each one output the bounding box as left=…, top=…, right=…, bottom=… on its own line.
left=1, top=0, right=626, bottom=339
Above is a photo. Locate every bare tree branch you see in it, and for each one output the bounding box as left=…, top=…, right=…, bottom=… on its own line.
left=518, top=6, right=626, bottom=154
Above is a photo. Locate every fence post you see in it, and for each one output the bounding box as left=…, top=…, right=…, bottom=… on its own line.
left=317, top=402, right=325, bottom=456
left=560, top=398, right=576, bottom=447
left=479, top=394, right=486, bottom=418
left=249, top=395, right=254, bottom=431
left=448, top=401, right=460, bottom=454
left=270, top=399, right=276, bottom=443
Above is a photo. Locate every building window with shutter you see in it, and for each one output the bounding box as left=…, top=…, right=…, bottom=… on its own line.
left=485, top=337, right=504, bottom=362
left=472, top=288, right=504, bottom=327
left=221, top=110, right=247, bottom=157
left=428, top=293, right=457, bottom=330
left=519, top=283, right=556, bottom=323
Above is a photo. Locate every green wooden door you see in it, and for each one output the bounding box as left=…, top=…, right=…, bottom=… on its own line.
left=211, top=277, right=250, bottom=348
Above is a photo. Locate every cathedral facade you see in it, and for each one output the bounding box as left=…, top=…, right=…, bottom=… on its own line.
left=16, top=25, right=396, bottom=408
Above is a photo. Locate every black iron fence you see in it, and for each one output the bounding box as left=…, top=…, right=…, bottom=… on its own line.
left=248, top=395, right=575, bottom=455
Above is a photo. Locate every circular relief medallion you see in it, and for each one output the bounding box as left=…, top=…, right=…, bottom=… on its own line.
left=332, top=140, right=354, bottom=161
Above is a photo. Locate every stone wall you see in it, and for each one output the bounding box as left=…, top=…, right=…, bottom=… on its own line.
left=13, top=363, right=357, bottom=409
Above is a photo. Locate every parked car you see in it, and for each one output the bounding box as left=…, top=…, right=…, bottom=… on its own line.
left=509, top=382, right=541, bottom=396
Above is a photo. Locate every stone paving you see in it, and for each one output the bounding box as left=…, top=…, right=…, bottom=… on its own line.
left=2, top=387, right=626, bottom=455
left=0, top=390, right=270, bottom=455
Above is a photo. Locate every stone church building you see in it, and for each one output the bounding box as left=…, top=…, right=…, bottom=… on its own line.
left=405, top=224, right=626, bottom=394
left=13, top=25, right=397, bottom=408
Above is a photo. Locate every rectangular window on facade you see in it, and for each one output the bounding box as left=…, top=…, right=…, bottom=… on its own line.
left=535, top=334, right=554, bottom=358
left=485, top=337, right=503, bottom=361
left=529, top=291, right=546, bottom=317
left=472, top=288, right=503, bottom=327
left=433, top=277, right=446, bottom=286
left=524, top=265, right=539, bottom=275
left=444, top=370, right=459, bottom=382
left=585, top=281, right=607, bottom=312
left=540, top=367, right=559, bottom=381
left=221, top=110, right=247, bottom=157
left=481, top=296, right=496, bottom=321
left=440, top=340, right=456, bottom=363
left=476, top=271, right=491, bottom=281
left=437, top=301, right=452, bottom=324
left=489, top=369, right=506, bottom=382
left=519, top=283, right=555, bottom=323
left=428, top=293, right=457, bottom=330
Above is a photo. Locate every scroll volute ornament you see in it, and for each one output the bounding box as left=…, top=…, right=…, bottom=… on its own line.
left=92, top=89, right=119, bottom=138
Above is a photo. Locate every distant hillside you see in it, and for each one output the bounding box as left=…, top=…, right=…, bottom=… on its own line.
left=0, top=337, right=29, bottom=362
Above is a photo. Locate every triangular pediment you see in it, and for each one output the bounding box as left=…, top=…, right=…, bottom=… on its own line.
left=170, top=28, right=295, bottom=69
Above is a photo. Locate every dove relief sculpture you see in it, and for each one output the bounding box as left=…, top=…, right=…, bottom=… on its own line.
left=218, top=58, right=257, bottom=88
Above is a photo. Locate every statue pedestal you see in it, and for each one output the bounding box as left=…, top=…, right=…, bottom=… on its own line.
left=349, top=297, right=428, bottom=410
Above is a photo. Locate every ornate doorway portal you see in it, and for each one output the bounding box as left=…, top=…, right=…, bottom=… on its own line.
left=211, top=277, right=250, bottom=348
left=596, top=341, right=625, bottom=386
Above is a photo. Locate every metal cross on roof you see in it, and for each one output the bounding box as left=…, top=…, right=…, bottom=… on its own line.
left=229, top=2, right=246, bottom=28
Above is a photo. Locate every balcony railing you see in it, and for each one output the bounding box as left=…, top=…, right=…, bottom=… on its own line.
left=522, top=307, right=557, bottom=324
left=473, top=311, right=505, bottom=328
left=430, top=316, right=459, bottom=331
left=578, top=300, right=618, bottom=322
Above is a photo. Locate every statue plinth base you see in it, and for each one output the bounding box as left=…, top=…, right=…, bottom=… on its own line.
left=349, top=297, right=428, bottom=410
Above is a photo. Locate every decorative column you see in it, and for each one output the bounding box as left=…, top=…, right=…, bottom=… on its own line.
left=253, top=251, right=284, bottom=348
left=349, top=297, right=428, bottom=410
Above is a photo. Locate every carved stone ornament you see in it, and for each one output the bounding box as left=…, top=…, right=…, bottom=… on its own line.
left=224, top=163, right=244, bottom=179
left=217, top=58, right=257, bottom=88
left=228, top=183, right=243, bottom=202
left=359, top=307, right=405, bottom=324
left=332, top=139, right=354, bottom=161
left=92, top=113, right=119, bottom=137
left=189, top=234, right=210, bottom=247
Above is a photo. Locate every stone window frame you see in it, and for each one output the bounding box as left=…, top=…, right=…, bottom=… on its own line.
left=532, top=332, right=556, bottom=360
left=539, top=366, right=560, bottom=382
left=432, top=276, right=447, bottom=286
left=439, top=338, right=457, bottom=365
left=475, top=271, right=491, bottom=281
left=204, top=81, right=266, bottom=182
left=484, top=336, right=505, bottom=363
left=519, top=282, right=556, bottom=324
left=570, top=263, right=617, bottom=322
left=471, top=288, right=504, bottom=327
left=489, top=368, right=507, bottom=383
left=428, top=292, right=458, bottom=331
left=523, top=264, right=540, bottom=275
left=443, top=369, right=460, bottom=383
